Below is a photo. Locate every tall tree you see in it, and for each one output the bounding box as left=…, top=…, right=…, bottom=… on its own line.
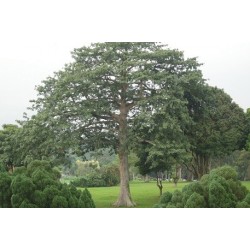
left=31, top=42, right=202, bottom=207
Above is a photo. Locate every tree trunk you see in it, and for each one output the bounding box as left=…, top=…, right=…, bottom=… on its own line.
left=195, top=154, right=211, bottom=180
left=157, top=182, right=163, bottom=196
left=156, top=172, right=163, bottom=196
left=113, top=149, right=135, bottom=207
left=113, top=101, right=135, bottom=207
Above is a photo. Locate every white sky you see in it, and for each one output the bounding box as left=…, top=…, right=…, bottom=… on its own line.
left=0, top=0, right=250, bottom=126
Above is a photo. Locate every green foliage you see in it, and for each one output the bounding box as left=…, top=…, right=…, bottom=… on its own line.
left=71, top=164, right=119, bottom=188
left=182, top=182, right=205, bottom=205
left=185, top=192, right=206, bottom=208
left=171, top=190, right=183, bottom=208
left=0, top=162, right=7, bottom=173
left=0, top=124, right=21, bottom=170
left=0, top=172, right=12, bottom=207
left=51, top=195, right=68, bottom=208
left=184, top=85, right=247, bottom=178
left=155, top=166, right=249, bottom=208
left=209, top=165, right=238, bottom=181
left=236, top=201, right=250, bottom=208
left=11, top=174, right=36, bottom=205
left=78, top=189, right=96, bottom=208
left=0, top=160, right=95, bottom=208
left=208, top=178, right=236, bottom=208
left=236, top=192, right=250, bottom=208
left=159, top=191, right=172, bottom=206
left=236, top=150, right=250, bottom=180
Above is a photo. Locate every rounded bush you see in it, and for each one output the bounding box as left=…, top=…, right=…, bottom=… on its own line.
left=159, top=192, right=172, bottom=205
left=236, top=201, right=250, bottom=208
left=171, top=190, right=183, bottom=208
left=182, top=182, right=204, bottom=205
left=208, top=177, right=236, bottom=208
left=185, top=192, right=206, bottom=208
left=51, top=195, right=68, bottom=208
left=0, top=160, right=95, bottom=208
left=210, top=166, right=238, bottom=181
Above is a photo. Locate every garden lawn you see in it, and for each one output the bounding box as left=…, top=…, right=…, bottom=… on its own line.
left=87, top=181, right=188, bottom=208
left=86, top=181, right=250, bottom=208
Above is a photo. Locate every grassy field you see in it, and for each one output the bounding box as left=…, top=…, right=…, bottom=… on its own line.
left=87, top=181, right=188, bottom=208
left=86, top=180, right=250, bottom=208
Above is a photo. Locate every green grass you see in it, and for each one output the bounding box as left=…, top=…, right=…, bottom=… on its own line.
left=87, top=181, right=189, bottom=208
left=86, top=180, right=250, bottom=208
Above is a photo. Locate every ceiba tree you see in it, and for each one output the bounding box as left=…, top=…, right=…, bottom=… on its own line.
left=31, top=42, right=202, bottom=207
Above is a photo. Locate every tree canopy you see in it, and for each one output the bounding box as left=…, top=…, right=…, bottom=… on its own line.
left=183, top=84, right=246, bottom=179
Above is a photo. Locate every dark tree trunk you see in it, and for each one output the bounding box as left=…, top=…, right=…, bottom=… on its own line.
left=113, top=101, right=135, bottom=207
left=156, top=172, right=163, bottom=196
left=196, top=154, right=211, bottom=180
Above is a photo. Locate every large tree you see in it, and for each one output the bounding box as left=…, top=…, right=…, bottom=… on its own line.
left=31, top=42, right=202, bottom=207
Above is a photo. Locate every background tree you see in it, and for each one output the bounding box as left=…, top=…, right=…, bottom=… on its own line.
left=132, top=82, right=191, bottom=195
left=183, top=85, right=246, bottom=179
left=16, top=112, right=79, bottom=167
left=31, top=42, right=203, bottom=207
left=0, top=124, right=21, bottom=172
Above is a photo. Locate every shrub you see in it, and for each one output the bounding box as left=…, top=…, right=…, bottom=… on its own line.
left=51, top=195, right=68, bottom=208
left=236, top=201, right=250, bottom=208
left=243, top=193, right=250, bottom=205
left=159, top=192, right=172, bottom=206
left=209, top=166, right=238, bottom=181
left=71, top=165, right=119, bottom=188
left=185, top=192, right=206, bottom=208
left=156, top=166, right=249, bottom=208
left=0, top=160, right=95, bottom=208
left=78, top=189, right=95, bottom=208
left=182, top=182, right=204, bottom=205
left=171, top=190, right=183, bottom=208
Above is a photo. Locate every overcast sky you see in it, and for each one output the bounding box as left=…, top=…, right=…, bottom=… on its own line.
left=0, top=0, right=250, bottom=127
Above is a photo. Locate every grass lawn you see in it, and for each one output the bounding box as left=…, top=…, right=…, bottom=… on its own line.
left=87, top=181, right=188, bottom=208
left=86, top=180, right=250, bottom=208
